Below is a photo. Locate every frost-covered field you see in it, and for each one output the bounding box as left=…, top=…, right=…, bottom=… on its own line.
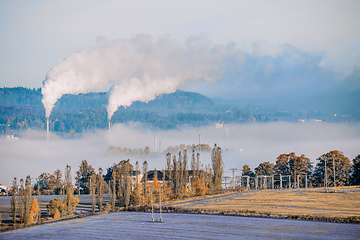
left=1, top=212, right=359, bottom=239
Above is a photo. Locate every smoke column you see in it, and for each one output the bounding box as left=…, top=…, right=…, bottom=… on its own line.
left=42, top=34, right=243, bottom=120
left=46, top=118, right=49, bottom=141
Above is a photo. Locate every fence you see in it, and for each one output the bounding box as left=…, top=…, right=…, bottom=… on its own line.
left=223, top=174, right=309, bottom=190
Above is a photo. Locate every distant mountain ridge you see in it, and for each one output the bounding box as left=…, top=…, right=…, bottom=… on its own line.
left=1, top=87, right=358, bottom=135
left=0, top=87, right=219, bottom=133
left=0, top=87, right=214, bottom=112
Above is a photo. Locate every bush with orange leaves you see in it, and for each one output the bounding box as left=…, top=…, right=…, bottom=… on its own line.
left=191, top=179, right=207, bottom=196
left=29, top=196, right=41, bottom=223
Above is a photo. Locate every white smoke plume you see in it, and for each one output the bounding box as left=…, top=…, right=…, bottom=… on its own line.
left=42, top=34, right=243, bottom=119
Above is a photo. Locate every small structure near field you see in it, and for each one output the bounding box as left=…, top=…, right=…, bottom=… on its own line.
left=0, top=184, right=8, bottom=196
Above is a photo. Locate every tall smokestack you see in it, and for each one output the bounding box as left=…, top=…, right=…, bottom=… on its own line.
left=46, top=118, right=49, bottom=141
left=108, top=121, right=111, bottom=131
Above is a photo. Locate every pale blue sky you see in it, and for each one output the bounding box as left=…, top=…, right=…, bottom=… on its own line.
left=1, top=0, right=359, bottom=99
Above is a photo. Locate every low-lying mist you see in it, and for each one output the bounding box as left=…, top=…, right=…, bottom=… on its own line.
left=1, top=122, right=359, bottom=187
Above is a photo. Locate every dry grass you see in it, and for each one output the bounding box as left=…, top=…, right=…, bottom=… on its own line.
left=166, top=186, right=360, bottom=221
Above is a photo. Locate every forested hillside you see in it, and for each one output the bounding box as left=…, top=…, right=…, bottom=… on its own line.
left=1, top=87, right=358, bottom=135
left=0, top=87, right=243, bottom=134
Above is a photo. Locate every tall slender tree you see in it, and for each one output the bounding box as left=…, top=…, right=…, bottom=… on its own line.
left=183, top=149, right=189, bottom=188
left=166, top=153, right=172, bottom=185
left=191, top=150, right=196, bottom=182
left=24, top=175, right=32, bottom=224
left=117, top=160, right=133, bottom=207
left=18, top=178, right=25, bottom=223
left=212, top=144, right=224, bottom=190
left=63, top=165, right=79, bottom=216
left=142, top=161, right=148, bottom=204
left=53, top=169, right=63, bottom=195
left=172, top=155, right=180, bottom=196
left=90, top=174, right=96, bottom=214
left=110, top=169, right=116, bottom=211
left=96, top=168, right=104, bottom=212
left=10, top=177, right=18, bottom=225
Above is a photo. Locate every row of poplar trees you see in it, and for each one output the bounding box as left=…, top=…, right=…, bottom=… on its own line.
left=10, top=176, right=41, bottom=225
left=75, top=144, right=224, bottom=211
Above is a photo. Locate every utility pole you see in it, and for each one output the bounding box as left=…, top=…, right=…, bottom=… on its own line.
left=230, top=168, right=237, bottom=189
left=333, top=157, right=336, bottom=192
left=223, top=176, right=231, bottom=189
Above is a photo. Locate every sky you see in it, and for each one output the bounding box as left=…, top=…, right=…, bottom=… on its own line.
left=1, top=0, right=360, bottom=100
left=1, top=1, right=359, bottom=188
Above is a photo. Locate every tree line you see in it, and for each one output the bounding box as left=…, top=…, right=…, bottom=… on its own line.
left=241, top=150, right=360, bottom=188
left=8, top=165, right=79, bottom=225
left=6, top=144, right=224, bottom=223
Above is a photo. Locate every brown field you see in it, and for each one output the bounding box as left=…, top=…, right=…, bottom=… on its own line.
left=164, top=186, right=360, bottom=222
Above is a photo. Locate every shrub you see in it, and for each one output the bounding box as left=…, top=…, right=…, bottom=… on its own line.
left=47, top=198, right=64, bottom=219
left=29, top=196, right=41, bottom=223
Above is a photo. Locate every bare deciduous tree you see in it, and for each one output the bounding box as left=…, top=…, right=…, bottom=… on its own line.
left=10, top=177, right=18, bottom=225
left=24, top=175, right=32, bottom=224
left=18, top=178, right=25, bottom=223
left=97, top=168, right=104, bottom=212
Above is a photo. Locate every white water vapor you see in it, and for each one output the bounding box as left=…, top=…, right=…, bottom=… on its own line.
left=1, top=122, right=359, bottom=187
left=42, top=34, right=242, bottom=119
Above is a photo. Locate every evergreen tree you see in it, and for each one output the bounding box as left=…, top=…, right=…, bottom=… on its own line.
left=241, top=164, right=255, bottom=177
left=313, top=150, right=352, bottom=187
left=350, top=154, right=360, bottom=185
left=289, top=154, right=312, bottom=176
left=75, top=160, right=95, bottom=194
left=36, top=172, right=54, bottom=195
left=255, top=162, right=274, bottom=175
left=274, top=153, right=291, bottom=174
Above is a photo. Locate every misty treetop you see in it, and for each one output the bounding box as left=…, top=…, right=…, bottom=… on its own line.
left=107, top=146, right=151, bottom=157
left=164, top=143, right=212, bottom=154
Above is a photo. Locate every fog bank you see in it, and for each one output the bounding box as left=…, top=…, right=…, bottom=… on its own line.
left=1, top=122, right=359, bottom=187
